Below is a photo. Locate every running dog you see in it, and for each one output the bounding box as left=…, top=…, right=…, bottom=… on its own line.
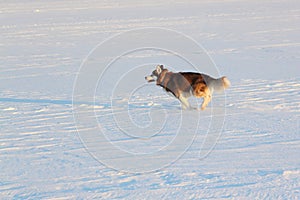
left=145, top=65, right=230, bottom=110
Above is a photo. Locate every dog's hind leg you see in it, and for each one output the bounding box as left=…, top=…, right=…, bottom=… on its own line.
left=178, top=95, right=190, bottom=110
left=201, top=94, right=211, bottom=110
left=193, top=84, right=211, bottom=110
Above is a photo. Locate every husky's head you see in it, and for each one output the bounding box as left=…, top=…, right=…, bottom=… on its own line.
left=145, top=65, right=164, bottom=83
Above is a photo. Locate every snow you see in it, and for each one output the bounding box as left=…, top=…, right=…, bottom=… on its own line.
left=1, top=0, right=299, bottom=199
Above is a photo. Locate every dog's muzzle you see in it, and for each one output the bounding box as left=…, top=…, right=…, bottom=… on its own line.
left=145, top=75, right=155, bottom=82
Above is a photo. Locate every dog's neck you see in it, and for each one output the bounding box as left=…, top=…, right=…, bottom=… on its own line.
left=156, top=69, right=169, bottom=88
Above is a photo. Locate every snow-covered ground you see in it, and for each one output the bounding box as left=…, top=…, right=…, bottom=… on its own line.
left=1, top=0, right=299, bottom=199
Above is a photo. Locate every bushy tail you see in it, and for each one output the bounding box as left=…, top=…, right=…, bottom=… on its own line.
left=211, top=76, right=231, bottom=92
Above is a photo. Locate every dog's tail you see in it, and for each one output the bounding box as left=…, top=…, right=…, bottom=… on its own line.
left=210, top=76, right=231, bottom=92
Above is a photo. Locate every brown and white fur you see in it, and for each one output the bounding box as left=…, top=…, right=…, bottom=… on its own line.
left=145, top=65, right=230, bottom=110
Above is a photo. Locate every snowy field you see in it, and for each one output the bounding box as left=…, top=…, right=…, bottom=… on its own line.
left=1, top=0, right=299, bottom=199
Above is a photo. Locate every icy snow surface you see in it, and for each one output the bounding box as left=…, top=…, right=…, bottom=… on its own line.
left=1, top=0, right=299, bottom=199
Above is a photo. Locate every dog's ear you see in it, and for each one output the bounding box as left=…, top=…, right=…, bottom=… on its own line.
left=156, top=65, right=163, bottom=74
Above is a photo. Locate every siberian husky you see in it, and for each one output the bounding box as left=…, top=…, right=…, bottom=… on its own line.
left=145, top=65, right=230, bottom=110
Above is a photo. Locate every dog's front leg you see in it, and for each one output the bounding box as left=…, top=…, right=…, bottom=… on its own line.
left=178, top=95, right=190, bottom=110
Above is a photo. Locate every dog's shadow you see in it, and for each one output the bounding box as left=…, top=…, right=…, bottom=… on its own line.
left=134, top=102, right=203, bottom=112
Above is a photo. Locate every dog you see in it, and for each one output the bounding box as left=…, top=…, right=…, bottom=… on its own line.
left=145, top=65, right=230, bottom=110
